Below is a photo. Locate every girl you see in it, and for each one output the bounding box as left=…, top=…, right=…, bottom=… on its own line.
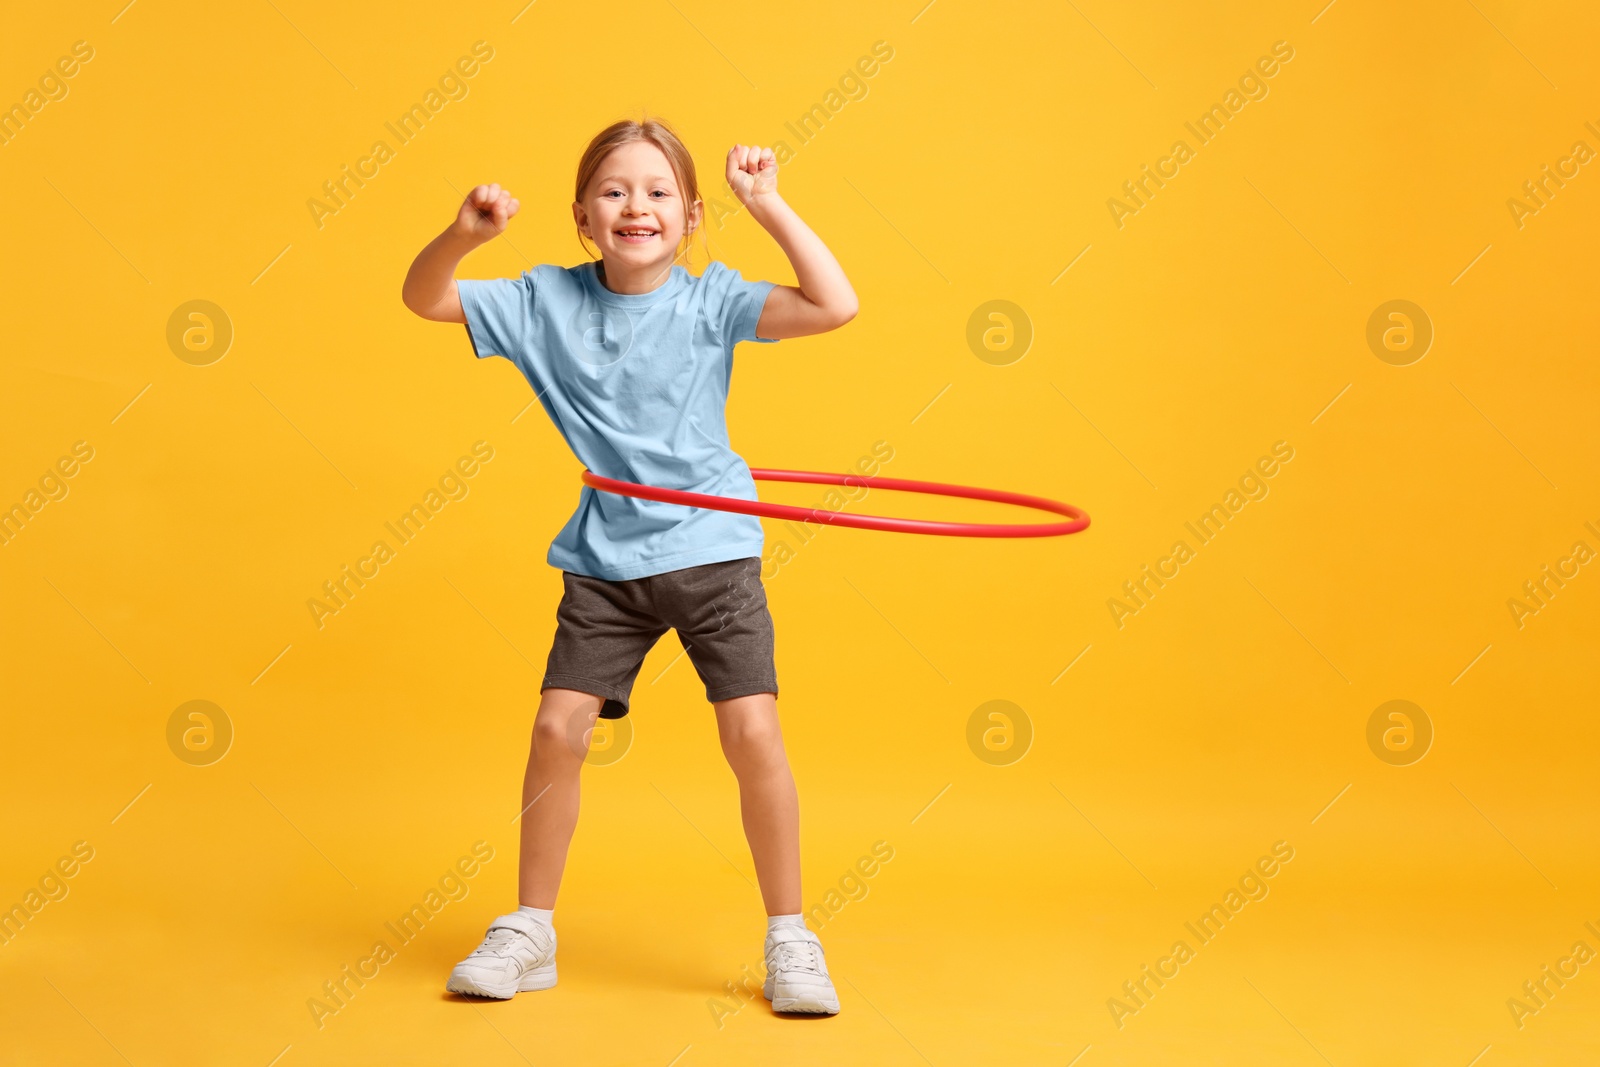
left=400, top=117, right=858, bottom=1014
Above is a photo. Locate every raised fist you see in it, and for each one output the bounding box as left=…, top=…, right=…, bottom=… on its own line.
left=455, top=183, right=519, bottom=241
left=726, top=145, right=778, bottom=205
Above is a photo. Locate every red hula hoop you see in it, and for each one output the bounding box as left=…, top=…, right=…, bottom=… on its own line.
left=580, top=468, right=1090, bottom=538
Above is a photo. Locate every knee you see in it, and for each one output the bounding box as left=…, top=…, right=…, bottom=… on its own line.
left=532, top=709, right=582, bottom=759
left=721, top=717, right=785, bottom=774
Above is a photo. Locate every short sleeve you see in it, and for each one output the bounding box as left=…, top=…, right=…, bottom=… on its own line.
left=704, top=261, right=779, bottom=346
left=457, top=271, right=536, bottom=361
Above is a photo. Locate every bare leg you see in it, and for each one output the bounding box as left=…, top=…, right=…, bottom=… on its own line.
left=518, top=687, right=602, bottom=909
left=714, top=692, right=801, bottom=915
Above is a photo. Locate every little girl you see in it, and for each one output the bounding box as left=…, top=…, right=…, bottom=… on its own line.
left=401, top=117, right=858, bottom=1014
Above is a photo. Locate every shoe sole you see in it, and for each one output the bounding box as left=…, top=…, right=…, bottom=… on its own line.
left=763, top=978, right=840, bottom=1014
left=446, top=964, right=557, bottom=999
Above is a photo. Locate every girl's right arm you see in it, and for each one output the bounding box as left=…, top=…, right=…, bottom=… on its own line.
left=401, top=183, right=519, bottom=323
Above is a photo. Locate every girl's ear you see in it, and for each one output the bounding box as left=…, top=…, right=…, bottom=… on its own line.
left=676, top=200, right=703, bottom=265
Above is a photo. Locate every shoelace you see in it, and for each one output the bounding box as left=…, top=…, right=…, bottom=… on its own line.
left=477, top=925, right=547, bottom=958
left=772, top=940, right=824, bottom=976
left=475, top=928, right=522, bottom=957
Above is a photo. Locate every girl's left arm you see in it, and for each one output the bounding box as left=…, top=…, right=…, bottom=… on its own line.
left=727, top=144, right=858, bottom=340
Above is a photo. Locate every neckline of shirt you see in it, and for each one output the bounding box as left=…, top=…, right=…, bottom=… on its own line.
left=581, top=260, right=688, bottom=308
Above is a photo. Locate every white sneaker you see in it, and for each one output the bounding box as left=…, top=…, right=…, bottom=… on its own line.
left=446, top=912, right=557, bottom=999
left=763, top=923, right=840, bottom=1014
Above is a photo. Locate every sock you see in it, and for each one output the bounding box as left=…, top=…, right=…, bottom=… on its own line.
left=767, top=912, right=805, bottom=933
left=517, top=905, right=554, bottom=930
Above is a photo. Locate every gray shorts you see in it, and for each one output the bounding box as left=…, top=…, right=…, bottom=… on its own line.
left=541, top=556, right=778, bottom=718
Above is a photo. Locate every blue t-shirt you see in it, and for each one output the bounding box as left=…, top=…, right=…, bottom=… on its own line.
left=457, top=259, right=779, bottom=581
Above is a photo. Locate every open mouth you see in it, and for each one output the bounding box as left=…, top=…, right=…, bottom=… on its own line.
left=615, top=228, right=660, bottom=244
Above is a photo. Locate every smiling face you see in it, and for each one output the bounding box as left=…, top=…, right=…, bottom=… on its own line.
left=573, top=140, right=701, bottom=276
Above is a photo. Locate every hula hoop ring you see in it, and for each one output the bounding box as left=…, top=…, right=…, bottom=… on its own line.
left=580, top=468, right=1089, bottom=538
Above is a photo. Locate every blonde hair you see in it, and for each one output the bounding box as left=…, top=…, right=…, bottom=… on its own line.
left=574, top=116, right=702, bottom=267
